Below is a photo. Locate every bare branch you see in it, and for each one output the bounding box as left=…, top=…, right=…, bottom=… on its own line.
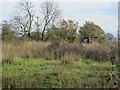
left=40, top=1, right=61, bottom=41
left=12, top=1, right=35, bottom=37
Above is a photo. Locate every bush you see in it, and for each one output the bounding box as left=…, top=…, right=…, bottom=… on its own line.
left=43, top=41, right=84, bottom=61
left=83, top=44, right=118, bottom=62
left=43, top=42, right=117, bottom=62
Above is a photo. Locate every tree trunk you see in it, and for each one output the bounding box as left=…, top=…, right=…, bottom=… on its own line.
left=41, top=27, right=45, bottom=41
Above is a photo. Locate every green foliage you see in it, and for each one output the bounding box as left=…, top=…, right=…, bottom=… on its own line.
left=30, top=31, right=41, bottom=41
left=47, top=26, right=68, bottom=41
left=2, top=21, right=16, bottom=41
left=99, top=35, right=107, bottom=43
left=79, top=21, right=106, bottom=43
left=47, top=19, right=78, bottom=43
left=59, top=19, right=78, bottom=43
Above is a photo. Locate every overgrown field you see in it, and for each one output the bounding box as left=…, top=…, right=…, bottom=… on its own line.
left=2, top=40, right=120, bottom=88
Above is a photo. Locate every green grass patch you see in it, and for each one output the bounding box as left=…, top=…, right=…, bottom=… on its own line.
left=2, top=58, right=119, bottom=88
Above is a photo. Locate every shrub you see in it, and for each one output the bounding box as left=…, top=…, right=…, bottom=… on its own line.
left=43, top=42, right=117, bottom=62
left=43, top=41, right=84, bottom=61
left=83, top=44, right=118, bottom=62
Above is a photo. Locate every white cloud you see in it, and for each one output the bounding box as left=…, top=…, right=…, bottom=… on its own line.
left=60, top=2, right=118, bottom=37
left=60, top=2, right=117, bottom=16
left=60, top=2, right=114, bottom=11
left=73, top=13, right=117, bottom=33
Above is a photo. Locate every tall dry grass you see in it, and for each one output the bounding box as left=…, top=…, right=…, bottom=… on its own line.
left=42, top=42, right=84, bottom=62
left=83, top=44, right=118, bottom=62
left=42, top=41, right=118, bottom=63
left=2, top=40, right=118, bottom=64
left=2, top=40, right=50, bottom=64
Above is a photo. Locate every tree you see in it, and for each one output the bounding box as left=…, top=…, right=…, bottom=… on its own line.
left=2, top=21, right=16, bottom=41
left=47, top=25, right=68, bottom=41
left=59, top=19, right=78, bottom=43
left=12, top=1, right=35, bottom=38
left=33, top=16, right=41, bottom=41
left=67, top=20, right=78, bottom=43
left=40, top=1, right=60, bottom=41
left=79, top=21, right=106, bottom=43
left=48, top=19, right=78, bottom=43
left=30, top=31, right=41, bottom=41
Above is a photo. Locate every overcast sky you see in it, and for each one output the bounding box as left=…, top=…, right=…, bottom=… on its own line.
left=0, top=0, right=118, bottom=37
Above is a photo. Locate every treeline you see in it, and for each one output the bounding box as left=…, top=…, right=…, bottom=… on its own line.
left=1, top=1, right=106, bottom=43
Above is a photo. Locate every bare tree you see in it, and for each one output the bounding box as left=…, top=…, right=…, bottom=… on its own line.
left=40, top=1, right=60, bottom=41
left=12, top=15, right=29, bottom=37
left=12, top=0, right=35, bottom=37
